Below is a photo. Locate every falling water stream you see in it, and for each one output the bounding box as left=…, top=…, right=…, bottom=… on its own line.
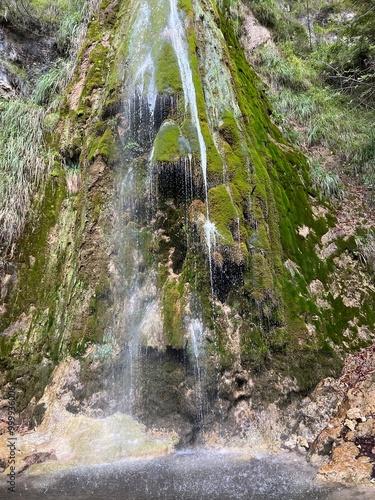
left=114, top=0, right=217, bottom=415
left=3, top=2, right=371, bottom=499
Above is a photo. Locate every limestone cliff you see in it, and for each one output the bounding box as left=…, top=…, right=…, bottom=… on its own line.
left=0, top=0, right=374, bottom=479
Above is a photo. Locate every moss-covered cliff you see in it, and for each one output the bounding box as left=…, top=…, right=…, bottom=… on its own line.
left=0, top=0, right=374, bottom=449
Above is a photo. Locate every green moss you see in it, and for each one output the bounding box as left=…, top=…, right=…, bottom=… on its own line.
left=0, top=175, right=66, bottom=330
left=72, top=278, right=112, bottom=356
left=88, top=127, right=117, bottom=163
left=208, top=184, right=238, bottom=244
left=211, top=1, right=360, bottom=385
left=247, top=253, right=275, bottom=301
left=204, top=123, right=224, bottom=181
left=183, top=22, right=224, bottom=182
left=76, top=41, right=110, bottom=119
left=5, top=352, right=54, bottom=414
left=86, top=43, right=109, bottom=89
left=216, top=328, right=236, bottom=369
left=178, top=0, right=194, bottom=18
left=85, top=18, right=102, bottom=43
left=153, top=122, right=183, bottom=163
left=219, top=110, right=242, bottom=147
left=162, top=280, right=184, bottom=348
left=0, top=0, right=119, bottom=414
left=100, top=0, right=112, bottom=9
left=181, top=248, right=213, bottom=327
left=240, top=325, right=269, bottom=370
left=155, top=43, right=183, bottom=93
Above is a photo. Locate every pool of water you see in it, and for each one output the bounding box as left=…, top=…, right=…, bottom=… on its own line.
left=1, top=450, right=374, bottom=500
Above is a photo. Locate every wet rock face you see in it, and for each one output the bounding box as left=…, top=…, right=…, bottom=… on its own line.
left=0, top=261, right=16, bottom=309
left=0, top=357, right=178, bottom=475
left=309, top=343, right=375, bottom=483
left=0, top=17, right=57, bottom=97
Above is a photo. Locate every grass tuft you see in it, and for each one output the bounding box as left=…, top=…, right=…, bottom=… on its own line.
left=0, top=99, right=52, bottom=246
left=355, top=231, right=375, bottom=274
left=33, top=63, right=70, bottom=107
left=309, top=159, right=344, bottom=201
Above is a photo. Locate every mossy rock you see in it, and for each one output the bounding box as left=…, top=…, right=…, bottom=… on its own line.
left=208, top=184, right=238, bottom=245
left=162, top=279, right=184, bottom=349
left=155, top=42, right=183, bottom=93
left=153, top=121, right=184, bottom=163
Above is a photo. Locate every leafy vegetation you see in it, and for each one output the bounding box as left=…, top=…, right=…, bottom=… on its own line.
left=246, top=0, right=375, bottom=200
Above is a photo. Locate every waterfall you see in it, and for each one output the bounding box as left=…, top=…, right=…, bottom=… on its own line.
left=166, top=0, right=219, bottom=269
left=113, top=163, right=163, bottom=413
left=112, top=0, right=218, bottom=416
left=187, top=318, right=205, bottom=422
left=166, top=0, right=207, bottom=194
left=126, top=0, right=217, bottom=258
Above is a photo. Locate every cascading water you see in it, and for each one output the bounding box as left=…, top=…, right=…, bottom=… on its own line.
left=187, top=317, right=206, bottom=422
left=112, top=0, right=216, bottom=420
left=112, top=162, right=163, bottom=413
left=166, top=0, right=208, bottom=192
left=165, top=0, right=219, bottom=275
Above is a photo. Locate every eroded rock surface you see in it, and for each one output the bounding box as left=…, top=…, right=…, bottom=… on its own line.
left=309, top=343, right=375, bottom=484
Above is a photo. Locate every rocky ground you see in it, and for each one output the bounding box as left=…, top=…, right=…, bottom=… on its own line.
left=309, top=343, right=375, bottom=483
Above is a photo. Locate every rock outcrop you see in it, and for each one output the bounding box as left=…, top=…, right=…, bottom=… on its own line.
left=309, top=343, right=375, bottom=484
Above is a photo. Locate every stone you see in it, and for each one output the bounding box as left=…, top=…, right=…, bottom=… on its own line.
left=347, top=408, right=366, bottom=422
left=356, top=418, right=375, bottom=438
left=298, top=437, right=309, bottom=449
left=345, top=419, right=357, bottom=431
left=317, top=442, right=373, bottom=483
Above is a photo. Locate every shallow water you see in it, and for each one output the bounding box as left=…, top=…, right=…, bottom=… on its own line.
left=1, top=450, right=374, bottom=500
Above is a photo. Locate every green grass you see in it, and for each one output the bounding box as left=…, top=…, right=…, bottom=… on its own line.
left=0, top=99, right=52, bottom=245
left=254, top=47, right=313, bottom=91
left=252, top=44, right=375, bottom=194
left=355, top=230, right=375, bottom=274
left=33, top=63, right=70, bottom=107
left=0, top=0, right=101, bottom=244
left=57, top=3, right=84, bottom=55
left=309, top=158, right=344, bottom=201
left=0, top=0, right=84, bottom=25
